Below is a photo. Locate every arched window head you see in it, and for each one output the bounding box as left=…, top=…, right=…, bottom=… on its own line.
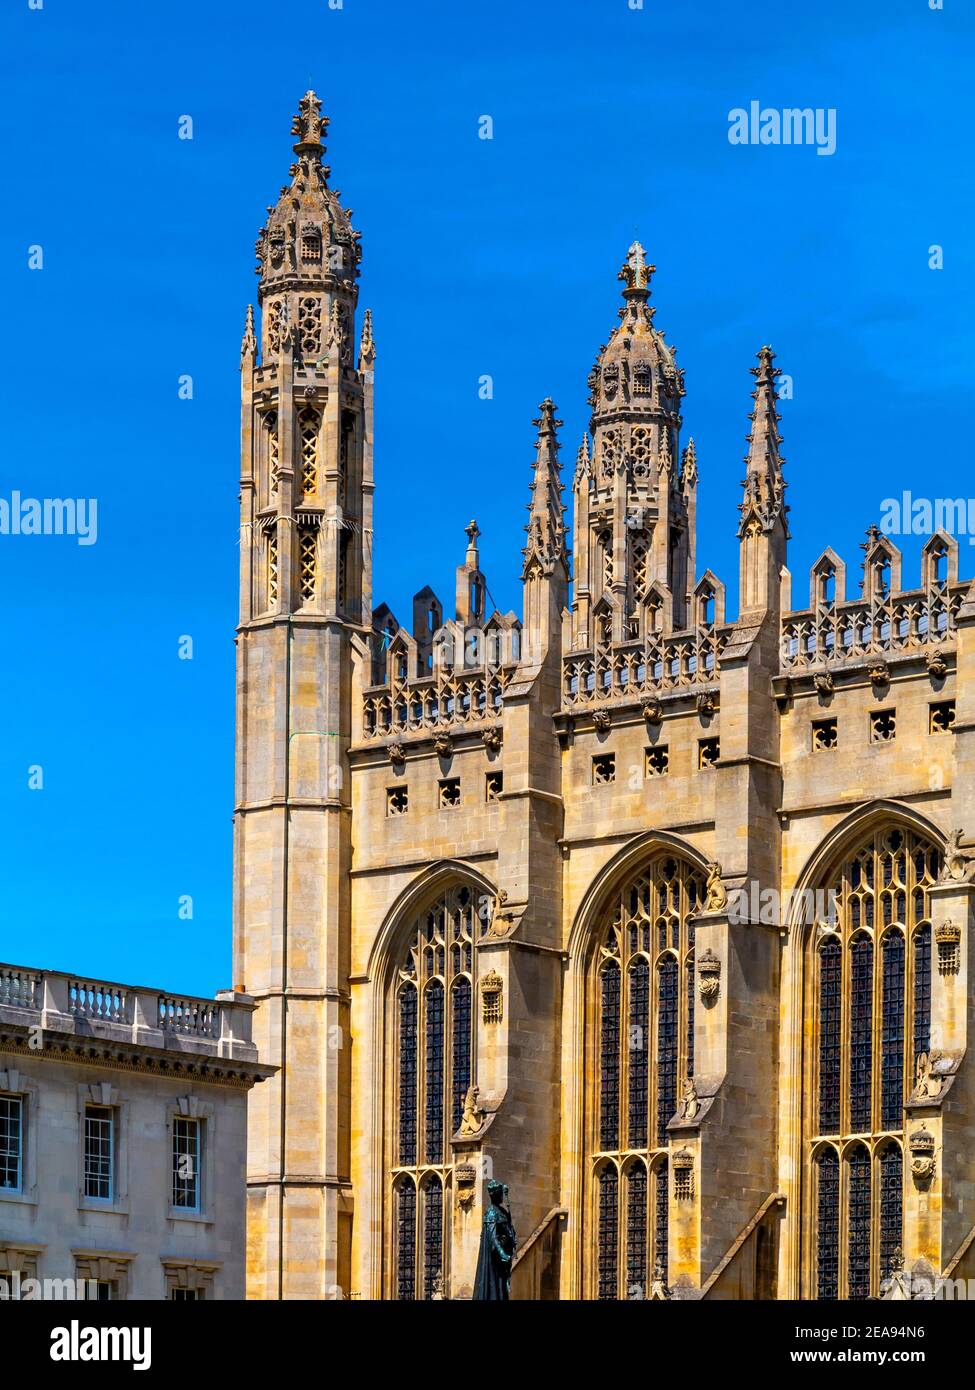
left=808, top=823, right=940, bottom=1298
left=389, top=883, right=486, bottom=1298
left=587, top=851, right=705, bottom=1298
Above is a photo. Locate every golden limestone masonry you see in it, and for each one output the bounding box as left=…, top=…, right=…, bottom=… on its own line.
left=234, top=92, right=975, bottom=1301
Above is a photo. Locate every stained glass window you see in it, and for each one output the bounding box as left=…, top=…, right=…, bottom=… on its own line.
left=450, top=977, right=472, bottom=1136
left=849, top=936, right=873, bottom=1132
left=391, top=884, right=481, bottom=1298
left=396, top=1179, right=417, bottom=1301
left=913, top=923, right=931, bottom=1063
left=654, top=1159, right=669, bottom=1284
left=881, top=931, right=905, bottom=1130
left=656, top=957, right=678, bottom=1147
left=818, top=938, right=841, bottom=1134
left=879, top=1143, right=903, bottom=1283
left=422, top=1175, right=443, bottom=1300
left=815, top=1148, right=839, bottom=1301
left=627, top=959, right=649, bottom=1148
left=597, top=1165, right=619, bottom=1300
left=600, top=962, right=621, bottom=1151
left=685, top=952, right=695, bottom=1080
left=587, top=853, right=703, bottom=1297
left=810, top=826, right=939, bottom=1298
left=625, top=1163, right=648, bottom=1299
left=397, top=985, right=417, bottom=1166
left=847, top=1145, right=871, bottom=1300
left=424, top=981, right=445, bottom=1163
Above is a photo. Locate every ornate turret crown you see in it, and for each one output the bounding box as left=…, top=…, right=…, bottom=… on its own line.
left=586, top=242, right=685, bottom=491
left=254, top=90, right=361, bottom=300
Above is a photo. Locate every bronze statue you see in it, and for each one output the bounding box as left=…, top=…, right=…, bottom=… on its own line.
left=472, top=1180, right=516, bottom=1300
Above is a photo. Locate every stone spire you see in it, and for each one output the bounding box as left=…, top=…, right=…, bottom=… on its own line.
left=738, top=346, right=788, bottom=538
left=522, top=399, right=568, bottom=579
left=358, top=308, right=375, bottom=371
left=240, top=304, right=257, bottom=365
left=574, top=432, right=592, bottom=487
left=738, top=346, right=789, bottom=612
left=681, top=437, right=698, bottom=490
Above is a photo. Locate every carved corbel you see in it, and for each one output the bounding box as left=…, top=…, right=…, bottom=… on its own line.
left=869, top=660, right=891, bottom=693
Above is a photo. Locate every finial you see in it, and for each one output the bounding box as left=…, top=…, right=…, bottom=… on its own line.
left=574, top=433, right=592, bottom=488
left=532, top=397, right=563, bottom=436
left=618, top=240, right=655, bottom=295
left=862, top=523, right=883, bottom=552
left=240, top=304, right=257, bottom=365
left=657, top=424, right=672, bottom=475
left=291, top=89, right=328, bottom=156
left=358, top=309, right=376, bottom=371
left=465, top=519, right=481, bottom=552
left=681, top=437, right=698, bottom=488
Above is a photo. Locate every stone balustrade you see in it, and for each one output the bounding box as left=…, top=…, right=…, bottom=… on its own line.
left=0, top=963, right=258, bottom=1064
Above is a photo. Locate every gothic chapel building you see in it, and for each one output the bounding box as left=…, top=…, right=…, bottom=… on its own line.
left=234, top=93, right=975, bottom=1301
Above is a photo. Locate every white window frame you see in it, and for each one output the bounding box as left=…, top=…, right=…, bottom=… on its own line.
left=0, top=1093, right=24, bottom=1194
left=168, top=1099, right=215, bottom=1223
left=172, top=1116, right=202, bottom=1213
left=83, top=1104, right=115, bottom=1203
left=0, top=1071, right=39, bottom=1207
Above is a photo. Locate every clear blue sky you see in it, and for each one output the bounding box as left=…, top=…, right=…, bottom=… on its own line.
left=1, top=0, right=971, bottom=996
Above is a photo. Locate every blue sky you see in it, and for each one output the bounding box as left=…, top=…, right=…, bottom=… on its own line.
left=1, top=0, right=971, bottom=996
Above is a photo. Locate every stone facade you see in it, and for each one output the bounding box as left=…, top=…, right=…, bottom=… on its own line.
left=0, top=964, right=271, bottom=1299
left=236, top=92, right=975, bottom=1301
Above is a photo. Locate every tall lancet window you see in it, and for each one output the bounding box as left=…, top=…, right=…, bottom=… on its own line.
left=264, top=411, right=280, bottom=501
left=265, top=529, right=278, bottom=610
left=809, top=825, right=939, bottom=1299
left=298, top=527, right=317, bottom=605
left=391, top=884, right=485, bottom=1298
left=589, top=852, right=705, bottom=1299
left=298, top=406, right=320, bottom=496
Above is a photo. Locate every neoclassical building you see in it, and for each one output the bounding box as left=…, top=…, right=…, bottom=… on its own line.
left=234, top=92, right=975, bottom=1301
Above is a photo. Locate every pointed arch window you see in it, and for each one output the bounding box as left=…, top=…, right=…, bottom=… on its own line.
left=587, top=852, right=704, bottom=1298
left=808, top=825, right=939, bottom=1298
left=390, top=884, right=485, bottom=1298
